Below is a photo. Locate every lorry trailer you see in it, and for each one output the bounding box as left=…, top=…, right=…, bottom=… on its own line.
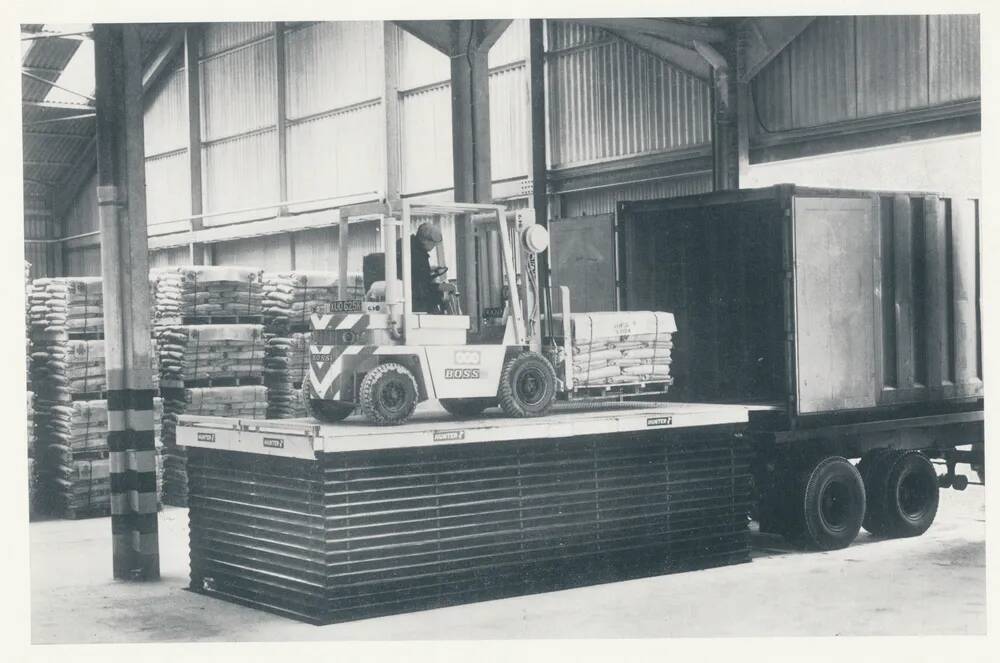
left=175, top=184, right=984, bottom=624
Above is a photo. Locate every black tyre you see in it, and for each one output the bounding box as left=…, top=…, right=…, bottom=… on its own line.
left=799, top=456, right=866, bottom=551
left=359, top=362, right=419, bottom=425
left=308, top=399, right=355, bottom=423
left=864, top=450, right=939, bottom=538
left=440, top=398, right=494, bottom=418
left=498, top=352, right=557, bottom=418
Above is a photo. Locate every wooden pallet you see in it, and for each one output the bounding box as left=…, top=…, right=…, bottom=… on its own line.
left=559, top=380, right=672, bottom=401
left=159, top=375, right=264, bottom=389
left=156, top=315, right=264, bottom=326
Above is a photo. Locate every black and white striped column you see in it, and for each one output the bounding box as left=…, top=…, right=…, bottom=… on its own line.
left=95, top=24, right=159, bottom=581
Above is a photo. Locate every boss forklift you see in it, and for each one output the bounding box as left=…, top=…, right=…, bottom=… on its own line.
left=307, top=201, right=559, bottom=425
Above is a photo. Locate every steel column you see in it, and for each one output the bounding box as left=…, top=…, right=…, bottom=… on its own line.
left=383, top=22, right=402, bottom=210
left=93, top=24, right=159, bottom=581
left=449, top=23, right=496, bottom=331
left=184, top=26, right=210, bottom=265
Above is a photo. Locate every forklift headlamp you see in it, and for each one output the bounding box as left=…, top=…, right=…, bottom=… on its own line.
left=522, top=225, right=549, bottom=254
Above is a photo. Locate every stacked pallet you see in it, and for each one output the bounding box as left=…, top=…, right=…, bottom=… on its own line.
left=38, top=399, right=166, bottom=518
left=153, top=266, right=264, bottom=324
left=153, top=266, right=268, bottom=505
left=569, top=312, right=676, bottom=388
left=28, top=276, right=162, bottom=519
left=157, top=325, right=266, bottom=387
left=161, top=386, right=268, bottom=505
left=264, top=332, right=310, bottom=418
left=260, top=271, right=361, bottom=419
left=28, top=277, right=104, bottom=337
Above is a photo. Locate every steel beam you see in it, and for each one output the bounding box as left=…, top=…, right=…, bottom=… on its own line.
left=383, top=22, right=402, bottom=209
left=184, top=26, right=210, bottom=265
left=609, top=31, right=710, bottom=82
left=142, top=27, right=184, bottom=95
left=93, top=23, right=159, bottom=581
left=574, top=18, right=726, bottom=44
left=740, top=17, right=815, bottom=83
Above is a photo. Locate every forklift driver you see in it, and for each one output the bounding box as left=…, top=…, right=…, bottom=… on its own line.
left=396, top=222, right=456, bottom=314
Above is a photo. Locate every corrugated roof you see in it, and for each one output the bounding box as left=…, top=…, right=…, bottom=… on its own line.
left=21, top=23, right=176, bottom=201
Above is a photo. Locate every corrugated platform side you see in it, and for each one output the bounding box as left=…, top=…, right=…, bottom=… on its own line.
left=188, top=425, right=751, bottom=624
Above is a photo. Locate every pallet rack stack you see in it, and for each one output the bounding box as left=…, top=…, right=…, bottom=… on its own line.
left=261, top=271, right=363, bottom=418
left=27, top=277, right=164, bottom=518
left=152, top=265, right=268, bottom=506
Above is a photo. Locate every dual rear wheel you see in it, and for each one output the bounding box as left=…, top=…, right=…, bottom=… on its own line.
left=760, top=450, right=939, bottom=551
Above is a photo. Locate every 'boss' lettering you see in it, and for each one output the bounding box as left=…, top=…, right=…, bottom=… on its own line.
left=444, top=368, right=481, bottom=379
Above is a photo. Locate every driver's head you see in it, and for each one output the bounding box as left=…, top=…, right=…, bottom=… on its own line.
left=416, top=222, right=443, bottom=252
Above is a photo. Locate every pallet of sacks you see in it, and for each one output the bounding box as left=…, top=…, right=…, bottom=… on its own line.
left=263, top=332, right=310, bottom=418
left=156, top=324, right=266, bottom=388
left=28, top=277, right=104, bottom=338
left=567, top=312, right=676, bottom=388
left=262, top=270, right=364, bottom=333
left=153, top=265, right=264, bottom=324
left=261, top=270, right=363, bottom=419
left=160, top=386, right=268, bottom=506
left=36, top=398, right=165, bottom=519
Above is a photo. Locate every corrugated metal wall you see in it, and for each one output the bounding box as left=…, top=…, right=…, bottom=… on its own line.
left=203, top=130, right=280, bottom=224
left=64, top=246, right=101, bottom=277
left=149, top=247, right=191, bottom=269
left=24, top=187, right=60, bottom=278
left=398, top=20, right=530, bottom=196
left=561, top=173, right=714, bottom=217
left=214, top=234, right=293, bottom=271
left=200, top=24, right=278, bottom=225
left=62, top=173, right=99, bottom=237
left=753, top=15, right=980, bottom=134
left=929, top=14, right=981, bottom=104
left=285, top=21, right=384, bottom=214
left=292, top=221, right=381, bottom=272
left=546, top=22, right=712, bottom=169
left=144, top=65, right=191, bottom=226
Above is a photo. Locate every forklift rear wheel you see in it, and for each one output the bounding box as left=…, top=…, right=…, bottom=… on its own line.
left=862, top=450, right=939, bottom=538
left=798, top=456, right=866, bottom=551
left=309, top=399, right=355, bottom=423
left=359, top=362, right=419, bottom=425
left=440, top=398, right=495, bottom=418
left=498, top=352, right=557, bottom=418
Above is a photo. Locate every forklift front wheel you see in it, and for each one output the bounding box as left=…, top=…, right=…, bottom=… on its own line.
left=498, top=352, right=557, bottom=418
left=359, top=362, right=419, bottom=425
left=309, top=399, right=355, bottom=423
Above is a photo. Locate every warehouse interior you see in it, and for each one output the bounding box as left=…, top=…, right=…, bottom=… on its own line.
left=20, top=15, right=984, bottom=644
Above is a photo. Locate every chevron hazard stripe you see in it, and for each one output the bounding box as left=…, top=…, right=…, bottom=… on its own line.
left=309, top=345, right=378, bottom=399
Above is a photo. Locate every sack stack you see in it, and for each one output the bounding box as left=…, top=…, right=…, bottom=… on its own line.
left=568, top=312, right=677, bottom=388
left=28, top=276, right=162, bottom=519
left=260, top=271, right=361, bottom=419
left=153, top=265, right=264, bottom=324
left=263, top=332, right=310, bottom=418
left=28, top=277, right=104, bottom=338
left=153, top=266, right=268, bottom=506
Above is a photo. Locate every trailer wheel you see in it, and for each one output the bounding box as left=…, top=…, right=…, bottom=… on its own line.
left=799, top=456, right=866, bottom=551
left=309, top=399, right=355, bottom=423
left=863, top=450, right=939, bottom=538
left=359, top=362, right=419, bottom=425
left=440, top=398, right=495, bottom=418
left=498, top=352, right=557, bottom=417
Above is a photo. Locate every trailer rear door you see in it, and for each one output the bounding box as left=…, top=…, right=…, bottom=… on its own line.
left=792, top=196, right=878, bottom=413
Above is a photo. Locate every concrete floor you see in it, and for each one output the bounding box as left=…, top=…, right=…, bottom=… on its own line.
left=30, top=486, right=985, bottom=643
